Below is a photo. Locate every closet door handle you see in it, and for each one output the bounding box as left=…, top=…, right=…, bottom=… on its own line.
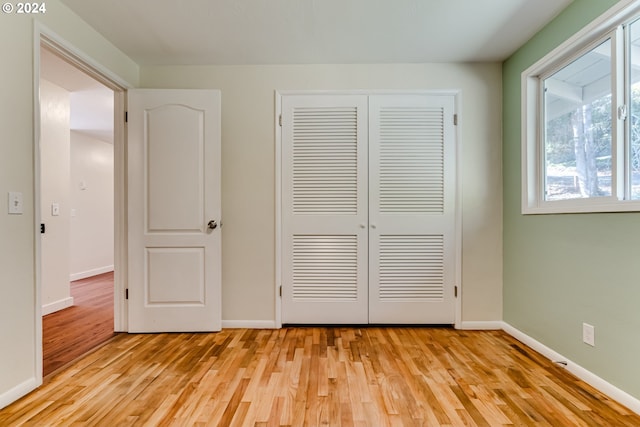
left=208, top=220, right=218, bottom=230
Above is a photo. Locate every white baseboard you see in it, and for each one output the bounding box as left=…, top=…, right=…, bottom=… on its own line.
left=502, top=322, right=640, bottom=415
left=222, top=320, right=279, bottom=329
left=0, top=377, right=37, bottom=410
left=70, top=265, right=114, bottom=282
left=41, top=296, right=74, bottom=316
left=458, top=321, right=502, bottom=330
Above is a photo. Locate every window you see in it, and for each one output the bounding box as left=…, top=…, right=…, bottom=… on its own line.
left=522, top=0, right=640, bottom=213
left=543, top=38, right=613, bottom=201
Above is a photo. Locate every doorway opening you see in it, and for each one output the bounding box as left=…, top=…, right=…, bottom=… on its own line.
left=35, top=33, right=128, bottom=379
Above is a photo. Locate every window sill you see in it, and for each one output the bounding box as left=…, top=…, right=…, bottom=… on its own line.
left=522, top=199, right=640, bottom=214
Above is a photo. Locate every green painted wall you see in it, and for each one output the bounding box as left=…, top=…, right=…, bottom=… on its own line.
left=503, top=0, right=640, bottom=399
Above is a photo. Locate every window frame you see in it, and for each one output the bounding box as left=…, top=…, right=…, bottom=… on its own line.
left=521, top=0, right=640, bottom=214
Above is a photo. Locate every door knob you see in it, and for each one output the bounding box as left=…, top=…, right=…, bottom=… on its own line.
left=208, top=220, right=218, bottom=230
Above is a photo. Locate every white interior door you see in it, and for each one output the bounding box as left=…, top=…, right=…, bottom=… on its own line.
left=128, top=89, right=221, bottom=332
left=368, top=94, right=456, bottom=323
left=281, top=94, right=369, bottom=324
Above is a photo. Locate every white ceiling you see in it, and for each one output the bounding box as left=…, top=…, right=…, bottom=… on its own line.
left=43, top=0, right=575, bottom=138
left=60, top=0, right=574, bottom=66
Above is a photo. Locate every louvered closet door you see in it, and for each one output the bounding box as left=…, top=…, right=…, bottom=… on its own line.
left=368, top=95, right=456, bottom=324
left=281, top=95, right=369, bottom=323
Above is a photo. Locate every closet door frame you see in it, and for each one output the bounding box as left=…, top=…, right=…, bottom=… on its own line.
left=275, top=90, right=462, bottom=329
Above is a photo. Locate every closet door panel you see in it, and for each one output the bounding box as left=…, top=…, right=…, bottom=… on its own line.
left=281, top=95, right=369, bottom=324
left=368, top=94, right=456, bottom=324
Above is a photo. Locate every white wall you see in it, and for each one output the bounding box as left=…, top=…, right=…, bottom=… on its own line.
left=140, top=63, right=504, bottom=324
left=70, top=131, right=114, bottom=280
left=0, top=14, right=39, bottom=406
left=0, top=0, right=136, bottom=408
left=40, top=79, right=72, bottom=315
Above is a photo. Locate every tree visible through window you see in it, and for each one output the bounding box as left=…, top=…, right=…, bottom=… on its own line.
left=543, top=39, right=612, bottom=201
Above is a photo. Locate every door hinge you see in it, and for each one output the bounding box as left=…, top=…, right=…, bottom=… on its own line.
left=40, top=223, right=45, bottom=234
left=279, top=114, right=282, bottom=127
left=454, top=285, right=458, bottom=298
left=125, top=288, right=129, bottom=300
left=453, top=114, right=458, bottom=126
left=125, top=111, right=128, bottom=123
left=279, top=286, right=282, bottom=297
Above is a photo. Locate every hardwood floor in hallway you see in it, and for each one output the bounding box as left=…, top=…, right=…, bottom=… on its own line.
left=3, top=326, right=640, bottom=426
left=42, top=271, right=115, bottom=376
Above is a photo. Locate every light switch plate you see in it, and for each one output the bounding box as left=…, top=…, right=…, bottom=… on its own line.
left=51, top=203, right=60, bottom=216
left=8, top=192, right=23, bottom=214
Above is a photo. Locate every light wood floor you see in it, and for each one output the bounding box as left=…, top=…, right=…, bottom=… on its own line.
left=2, top=326, right=639, bottom=426
left=42, top=272, right=115, bottom=376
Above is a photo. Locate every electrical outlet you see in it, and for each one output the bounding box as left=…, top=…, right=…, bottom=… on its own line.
left=583, top=323, right=595, bottom=346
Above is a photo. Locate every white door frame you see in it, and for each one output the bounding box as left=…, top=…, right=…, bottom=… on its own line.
left=33, top=23, right=131, bottom=384
left=275, top=90, right=463, bottom=329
